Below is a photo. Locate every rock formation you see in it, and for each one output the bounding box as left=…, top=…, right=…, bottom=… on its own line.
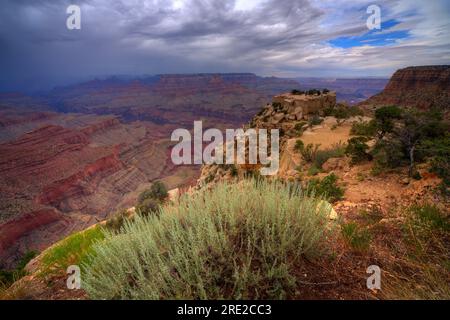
left=360, top=66, right=450, bottom=112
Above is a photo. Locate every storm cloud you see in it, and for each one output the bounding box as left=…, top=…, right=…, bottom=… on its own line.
left=1, top=0, right=449, bottom=91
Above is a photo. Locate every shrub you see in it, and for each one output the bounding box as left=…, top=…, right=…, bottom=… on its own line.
left=332, top=104, right=351, bottom=125
left=136, top=198, right=161, bottom=217
left=348, top=106, right=364, bottom=117
left=272, top=102, right=283, bottom=111
left=295, top=140, right=321, bottom=163
left=138, top=181, right=168, bottom=204
left=421, top=134, right=450, bottom=192
left=307, top=89, right=321, bottom=95
left=105, top=209, right=130, bottom=232
left=314, top=142, right=346, bottom=169
left=402, top=204, right=449, bottom=256
left=0, top=251, right=37, bottom=288
left=291, top=89, right=304, bottom=95
left=374, top=105, right=402, bottom=139
left=308, top=115, right=324, bottom=127
left=341, top=222, right=371, bottom=251
left=307, top=164, right=322, bottom=176
left=345, top=137, right=372, bottom=164
left=372, top=139, right=404, bottom=169
left=322, top=88, right=330, bottom=94
left=83, top=179, right=336, bottom=299
left=308, top=173, right=344, bottom=203
left=323, top=105, right=335, bottom=117
left=350, top=120, right=377, bottom=137
left=410, top=204, right=449, bottom=232
left=294, top=121, right=307, bottom=131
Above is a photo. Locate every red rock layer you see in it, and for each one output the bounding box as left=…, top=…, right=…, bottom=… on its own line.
left=361, top=66, right=450, bottom=110
left=0, top=209, right=65, bottom=256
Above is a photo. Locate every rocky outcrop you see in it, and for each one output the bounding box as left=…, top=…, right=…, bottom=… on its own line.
left=360, top=66, right=450, bottom=112
left=196, top=92, right=337, bottom=188
left=272, top=92, right=336, bottom=118
left=250, top=91, right=335, bottom=133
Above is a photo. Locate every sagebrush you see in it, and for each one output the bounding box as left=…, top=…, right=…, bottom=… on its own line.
left=83, top=179, right=336, bottom=299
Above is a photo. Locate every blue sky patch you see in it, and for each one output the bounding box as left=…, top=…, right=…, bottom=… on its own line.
left=329, top=19, right=410, bottom=48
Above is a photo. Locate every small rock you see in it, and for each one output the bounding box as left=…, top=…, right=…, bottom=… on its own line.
left=401, top=177, right=410, bottom=185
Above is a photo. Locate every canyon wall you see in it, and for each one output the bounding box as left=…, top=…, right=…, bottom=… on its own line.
left=360, top=66, right=450, bottom=112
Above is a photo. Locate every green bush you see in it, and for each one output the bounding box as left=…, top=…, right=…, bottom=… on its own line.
left=0, top=251, right=37, bottom=288
left=272, top=102, right=283, bottom=111
left=294, top=121, right=307, bottom=131
left=374, top=105, right=402, bottom=139
left=105, top=209, right=131, bottom=232
left=402, top=204, right=449, bottom=256
left=83, top=179, right=336, bottom=299
left=136, top=198, right=161, bottom=217
left=314, top=142, right=346, bottom=168
left=138, top=181, right=168, bottom=204
left=341, top=222, right=371, bottom=251
left=350, top=120, right=377, bottom=137
left=308, top=115, right=324, bottom=127
left=308, top=173, right=344, bottom=203
left=345, top=137, right=372, bottom=164
left=332, top=104, right=351, bottom=125
left=295, top=140, right=321, bottom=163
left=372, top=139, right=404, bottom=169
left=307, top=164, right=322, bottom=176
left=421, top=134, right=450, bottom=191
left=307, top=89, right=321, bottom=95
left=291, top=89, right=305, bottom=95
left=410, top=204, right=449, bottom=232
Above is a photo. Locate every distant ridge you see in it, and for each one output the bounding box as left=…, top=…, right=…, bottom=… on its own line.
left=360, top=65, right=450, bottom=111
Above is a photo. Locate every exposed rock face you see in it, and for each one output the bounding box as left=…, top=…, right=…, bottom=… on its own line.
left=196, top=92, right=337, bottom=188
left=272, top=92, right=336, bottom=117
left=0, top=74, right=300, bottom=268
left=0, top=209, right=63, bottom=254
left=251, top=91, right=336, bottom=130
left=360, top=66, right=450, bottom=112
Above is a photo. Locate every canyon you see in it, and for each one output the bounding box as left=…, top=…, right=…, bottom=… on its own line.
left=0, top=73, right=301, bottom=268
left=0, top=70, right=419, bottom=268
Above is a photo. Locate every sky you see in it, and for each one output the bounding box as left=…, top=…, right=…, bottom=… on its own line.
left=1, top=0, right=449, bottom=91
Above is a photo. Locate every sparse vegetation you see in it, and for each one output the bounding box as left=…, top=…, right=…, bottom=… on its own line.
left=40, top=226, right=105, bottom=275
left=307, top=164, right=322, bottom=176
left=308, top=114, right=324, bottom=127
left=314, top=142, right=346, bottom=169
left=83, top=179, right=336, bottom=299
left=345, top=137, right=372, bottom=164
left=371, top=107, right=448, bottom=177
left=138, top=181, right=168, bottom=203
left=350, top=120, right=377, bottom=137
left=272, top=102, right=283, bottom=111
left=308, top=173, right=344, bottom=203
left=105, top=209, right=131, bottom=232
left=341, top=222, right=371, bottom=251
left=0, top=251, right=37, bottom=289
left=295, top=140, right=321, bottom=163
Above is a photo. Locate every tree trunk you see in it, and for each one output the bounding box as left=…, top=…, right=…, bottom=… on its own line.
left=408, top=144, right=416, bottom=177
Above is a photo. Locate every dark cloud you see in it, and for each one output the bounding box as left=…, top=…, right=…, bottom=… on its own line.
left=0, top=0, right=449, bottom=92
